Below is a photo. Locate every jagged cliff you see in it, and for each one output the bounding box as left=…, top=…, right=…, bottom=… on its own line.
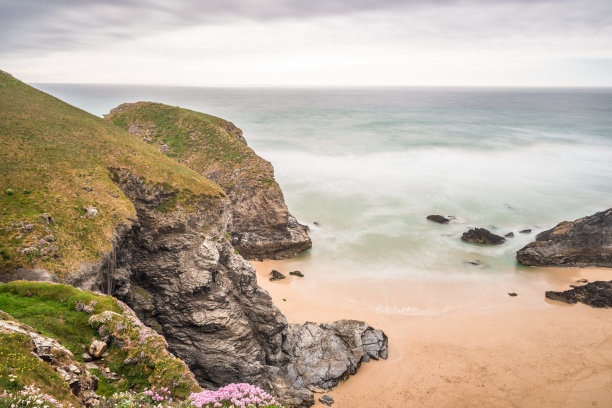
left=0, top=72, right=387, bottom=407
left=105, top=102, right=311, bottom=260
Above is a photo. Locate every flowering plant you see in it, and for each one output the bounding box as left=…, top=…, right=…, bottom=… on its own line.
left=100, top=387, right=174, bottom=408
left=189, top=383, right=280, bottom=408
left=0, top=385, right=72, bottom=408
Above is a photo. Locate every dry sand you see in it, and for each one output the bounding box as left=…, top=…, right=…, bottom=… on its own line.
left=252, top=261, right=612, bottom=408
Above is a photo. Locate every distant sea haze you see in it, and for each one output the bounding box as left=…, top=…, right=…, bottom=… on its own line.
left=36, top=84, right=612, bottom=313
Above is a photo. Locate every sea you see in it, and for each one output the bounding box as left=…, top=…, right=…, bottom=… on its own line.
left=34, top=84, right=612, bottom=314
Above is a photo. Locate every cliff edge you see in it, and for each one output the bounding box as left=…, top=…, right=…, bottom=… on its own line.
left=105, top=102, right=311, bottom=260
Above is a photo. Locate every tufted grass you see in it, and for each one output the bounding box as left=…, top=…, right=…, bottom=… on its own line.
left=0, top=71, right=223, bottom=278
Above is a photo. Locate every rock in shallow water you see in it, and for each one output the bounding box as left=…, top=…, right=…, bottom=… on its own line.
left=517, top=208, right=612, bottom=267
left=546, top=281, right=612, bottom=308
left=270, top=269, right=286, bottom=281
left=461, top=228, right=506, bottom=245
left=426, top=214, right=455, bottom=224
left=289, top=270, right=304, bottom=277
left=319, top=395, right=334, bottom=406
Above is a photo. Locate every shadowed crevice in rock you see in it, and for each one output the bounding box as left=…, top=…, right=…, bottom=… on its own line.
left=517, top=208, right=612, bottom=267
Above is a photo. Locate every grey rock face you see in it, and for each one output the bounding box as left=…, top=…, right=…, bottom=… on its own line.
left=101, top=171, right=315, bottom=406
left=282, top=320, right=388, bottom=392
left=517, top=208, right=612, bottom=267
left=7, top=169, right=386, bottom=407
left=461, top=228, right=506, bottom=245
left=546, top=281, right=612, bottom=308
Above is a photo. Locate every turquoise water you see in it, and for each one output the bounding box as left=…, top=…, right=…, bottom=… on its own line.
left=35, top=84, right=612, bottom=312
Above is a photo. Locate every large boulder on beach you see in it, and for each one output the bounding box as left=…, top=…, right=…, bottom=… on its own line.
left=517, top=208, right=612, bottom=267
left=282, top=320, right=388, bottom=393
left=546, top=281, right=612, bottom=308
left=461, top=228, right=506, bottom=245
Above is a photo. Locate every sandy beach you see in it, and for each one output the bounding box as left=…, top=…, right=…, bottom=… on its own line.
left=252, top=261, right=612, bottom=408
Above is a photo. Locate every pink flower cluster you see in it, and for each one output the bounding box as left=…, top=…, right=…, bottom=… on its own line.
left=189, top=383, right=279, bottom=408
left=142, top=386, right=173, bottom=404
left=75, top=300, right=97, bottom=313
left=0, top=385, right=72, bottom=408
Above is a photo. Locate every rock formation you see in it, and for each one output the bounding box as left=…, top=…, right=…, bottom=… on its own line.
left=545, top=281, right=612, bottom=308
left=282, top=321, right=388, bottom=392
left=461, top=228, right=506, bottom=245
left=105, top=102, right=311, bottom=260
left=0, top=313, right=99, bottom=407
left=69, top=170, right=386, bottom=407
left=517, top=208, right=612, bottom=267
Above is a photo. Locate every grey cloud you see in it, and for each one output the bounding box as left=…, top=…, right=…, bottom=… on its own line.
left=1, top=0, right=611, bottom=56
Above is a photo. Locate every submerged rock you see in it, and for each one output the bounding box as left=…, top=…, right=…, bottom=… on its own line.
left=289, top=270, right=304, bottom=277
left=426, top=214, right=455, bottom=224
left=519, top=229, right=532, bottom=234
left=517, top=208, right=612, bottom=267
left=504, top=232, right=514, bottom=238
left=463, top=259, right=487, bottom=268
left=461, top=228, right=506, bottom=245
left=545, top=281, right=612, bottom=308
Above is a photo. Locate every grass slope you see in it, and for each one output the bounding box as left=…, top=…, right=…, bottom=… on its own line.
left=106, top=102, right=278, bottom=192
left=0, top=281, right=199, bottom=400
left=0, top=71, right=223, bottom=278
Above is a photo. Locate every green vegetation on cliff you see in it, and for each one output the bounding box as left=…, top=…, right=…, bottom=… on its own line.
left=0, top=281, right=200, bottom=403
left=105, top=102, right=278, bottom=192
left=0, top=71, right=223, bottom=278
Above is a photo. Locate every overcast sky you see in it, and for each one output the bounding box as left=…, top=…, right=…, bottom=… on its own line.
left=2, top=0, right=612, bottom=86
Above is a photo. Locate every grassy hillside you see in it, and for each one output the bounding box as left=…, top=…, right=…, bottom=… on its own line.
left=0, top=281, right=200, bottom=401
left=105, top=102, right=278, bottom=192
left=0, top=71, right=224, bottom=278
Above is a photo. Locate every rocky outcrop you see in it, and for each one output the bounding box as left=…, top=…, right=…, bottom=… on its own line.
left=0, top=314, right=99, bottom=407
left=517, top=208, right=612, bottom=267
left=282, top=321, right=388, bottom=392
left=546, top=281, right=612, bottom=308
left=461, top=228, right=506, bottom=245
left=80, top=170, right=387, bottom=407
left=104, top=102, right=311, bottom=260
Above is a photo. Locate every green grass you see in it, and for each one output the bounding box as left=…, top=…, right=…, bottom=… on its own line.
left=0, top=281, right=122, bottom=359
left=0, top=331, right=82, bottom=406
left=106, top=102, right=282, bottom=196
left=0, top=71, right=224, bottom=278
left=0, top=281, right=200, bottom=400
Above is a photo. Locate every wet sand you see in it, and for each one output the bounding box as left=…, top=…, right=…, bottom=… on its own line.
left=252, top=261, right=612, bottom=408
